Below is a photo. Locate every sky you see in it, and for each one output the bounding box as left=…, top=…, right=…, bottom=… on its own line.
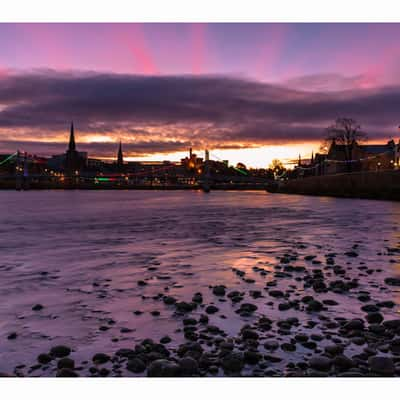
left=1, top=23, right=400, bottom=167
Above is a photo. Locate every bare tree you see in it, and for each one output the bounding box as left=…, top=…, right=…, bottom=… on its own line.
left=323, top=117, right=367, bottom=171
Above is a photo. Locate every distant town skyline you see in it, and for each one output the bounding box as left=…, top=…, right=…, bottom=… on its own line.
left=1, top=23, right=400, bottom=167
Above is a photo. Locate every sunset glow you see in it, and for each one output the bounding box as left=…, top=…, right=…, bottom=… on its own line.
left=1, top=23, right=400, bottom=166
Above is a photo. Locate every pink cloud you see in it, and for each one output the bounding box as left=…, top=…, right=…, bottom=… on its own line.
left=191, top=24, right=207, bottom=75
left=124, top=24, right=159, bottom=75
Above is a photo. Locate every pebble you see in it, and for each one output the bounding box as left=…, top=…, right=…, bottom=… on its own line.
left=126, top=358, right=146, bottom=373
left=308, top=356, right=332, bottom=372
left=50, top=345, right=71, bottom=358
left=368, top=356, right=395, bottom=376
left=205, top=305, right=219, bottom=314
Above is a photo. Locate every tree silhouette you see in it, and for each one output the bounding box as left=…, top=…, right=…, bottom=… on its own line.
left=324, top=117, right=367, bottom=171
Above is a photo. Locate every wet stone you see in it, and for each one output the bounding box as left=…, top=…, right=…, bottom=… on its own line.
left=57, top=358, right=75, bottom=370
left=126, top=358, right=146, bottom=373
left=160, top=336, right=172, bottom=344
left=192, top=293, right=203, bottom=303
left=384, top=277, right=400, bottom=286
left=50, top=345, right=71, bottom=358
left=7, top=332, right=17, bottom=340
left=147, top=359, right=180, bottom=377
left=37, top=353, right=52, bottom=364
left=221, top=352, right=244, bottom=374
left=308, top=356, right=332, bottom=372
left=366, top=312, right=384, bottom=324
left=212, top=285, right=226, bottom=296
left=92, top=353, right=110, bottom=364
left=163, top=296, right=176, bottom=305
left=56, top=368, right=79, bottom=377
left=205, top=305, right=219, bottom=314
left=179, top=357, right=199, bottom=376
left=368, top=356, right=395, bottom=376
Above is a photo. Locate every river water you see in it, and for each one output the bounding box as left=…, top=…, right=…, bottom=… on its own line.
left=0, top=190, right=400, bottom=376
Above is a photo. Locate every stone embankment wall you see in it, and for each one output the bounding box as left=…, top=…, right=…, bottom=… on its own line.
left=275, top=170, right=400, bottom=201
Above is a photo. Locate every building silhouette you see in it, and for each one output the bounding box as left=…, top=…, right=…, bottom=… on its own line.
left=64, top=122, right=87, bottom=176
left=117, top=140, right=124, bottom=171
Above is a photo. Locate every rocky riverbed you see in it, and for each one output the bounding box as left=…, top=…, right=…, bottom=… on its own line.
left=1, top=190, right=400, bottom=377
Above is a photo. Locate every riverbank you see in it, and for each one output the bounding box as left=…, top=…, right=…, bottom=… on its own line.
left=1, top=191, right=400, bottom=377
left=271, top=170, right=400, bottom=201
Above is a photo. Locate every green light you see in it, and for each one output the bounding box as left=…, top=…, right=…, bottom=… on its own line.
left=97, top=177, right=109, bottom=182
left=0, top=152, right=17, bottom=166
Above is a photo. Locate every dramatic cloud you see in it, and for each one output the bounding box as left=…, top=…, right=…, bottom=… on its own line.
left=0, top=69, right=399, bottom=157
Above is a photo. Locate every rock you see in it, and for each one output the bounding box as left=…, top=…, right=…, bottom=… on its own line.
left=344, top=251, right=358, bottom=257
left=115, top=348, right=136, bottom=358
left=37, top=353, right=52, bottom=364
left=241, top=329, right=259, bottom=341
left=324, top=345, right=344, bottom=356
left=244, top=350, right=262, bottom=365
left=308, top=356, right=332, bottom=372
left=163, top=296, right=176, bottom=305
left=192, top=293, right=203, bottom=303
left=177, top=342, right=203, bottom=359
left=333, top=355, right=354, bottom=372
left=323, top=299, right=338, bottom=306
left=263, top=340, right=279, bottom=351
left=344, top=319, right=364, bottom=331
left=137, top=280, right=147, bottom=286
left=212, top=285, right=226, bottom=296
left=120, top=327, right=133, bottom=333
left=383, top=319, right=400, bottom=330
left=361, top=304, right=379, bottom=313
left=151, top=310, right=160, bottom=316
left=238, top=303, right=257, bottom=313
left=7, top=332, right=17, bottom=340
left=160, top=336, right=172, bottom=344
left=56, top=368, right=79, bottom=377
left=377, top=301, right=395, bottom=309
left=205, top=305, right=219, bottom=314
left=50, top=345, right=71, bottom=358
left=126, top=358, right=146, bottom=373
left=147, top=359, right=180, bottom=377
left=368, top=356, right=395, bottom=376
left=99, top=368, right=110, bottom=377
left=175, top=302, right=195, bottom=313
left=92, top=353, right=110, bottom=364
left=384, top=277, right=400, bottom=286
left=32, top=304, right=44, bottom=311
left=199, top=314, right=209, bottom=324
left=306, top=300, right=323, bottom=312
left=366, top=312, right=384, bottom=324
left=269, top=290, right=284, bottom=298
left=179, top=357, right=199, bottom=376
left=221, top=352, right=244, bottom=374
left=294, top=334, right=308, bottom=343
left=278, top=303, right=291, bottom=311
left=281, top=343, right=296, bottom=352
left=57, top=358, right=75, bottom=370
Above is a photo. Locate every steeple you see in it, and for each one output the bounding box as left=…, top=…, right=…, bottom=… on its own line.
left=298, top=153, right=301, bottom=167
left=311, top=151, right=314, bottom=164
left=117, top=140, right=124, bottom=167
left=68, top=121, right=76, bottom=151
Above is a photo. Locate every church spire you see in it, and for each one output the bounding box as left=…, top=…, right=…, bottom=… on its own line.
left=117, top=140, right=124, bottom=167
left=68, top=121, right=76, bottom=151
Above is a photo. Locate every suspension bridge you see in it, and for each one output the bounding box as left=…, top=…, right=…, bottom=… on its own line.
left=0, top=150, right=273, bottom=191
